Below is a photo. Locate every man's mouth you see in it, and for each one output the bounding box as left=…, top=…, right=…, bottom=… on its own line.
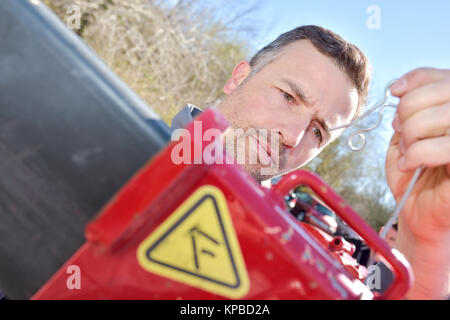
left=249, top=133, right=274, bottom=165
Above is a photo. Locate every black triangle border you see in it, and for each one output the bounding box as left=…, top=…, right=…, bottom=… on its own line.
left=145, top=194, right=242, bottom=289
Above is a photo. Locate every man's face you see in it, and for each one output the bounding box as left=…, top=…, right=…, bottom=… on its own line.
left=217, top=40, right=359, bottom=182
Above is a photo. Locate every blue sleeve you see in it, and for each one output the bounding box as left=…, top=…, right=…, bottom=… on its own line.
left=170, top=105, right=194, bottom=132
left=170, top=104, right=203, bottom=132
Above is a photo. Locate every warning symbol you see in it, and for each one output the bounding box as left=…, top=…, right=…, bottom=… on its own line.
left=137, top=185, right=250, bottom=298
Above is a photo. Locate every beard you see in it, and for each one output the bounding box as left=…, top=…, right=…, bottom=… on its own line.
left=222, top=125, right=288, bottom=182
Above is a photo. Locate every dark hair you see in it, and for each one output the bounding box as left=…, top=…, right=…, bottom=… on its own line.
left=249, top=25, right=372, bottom=118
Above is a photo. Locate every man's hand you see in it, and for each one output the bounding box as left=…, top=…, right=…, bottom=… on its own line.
left=385, top=67, right=450, bottom=299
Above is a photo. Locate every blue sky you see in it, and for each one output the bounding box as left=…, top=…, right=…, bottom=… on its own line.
left=251, top=0, right=450, bottom=92
left=241, top=0, right=450, bottom=151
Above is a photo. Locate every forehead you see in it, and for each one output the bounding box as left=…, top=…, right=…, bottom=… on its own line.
left=258, top=40, right=358, bottom=127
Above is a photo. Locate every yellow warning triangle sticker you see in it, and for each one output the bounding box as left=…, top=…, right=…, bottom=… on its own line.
left=137, top=185, right=250, bottom=299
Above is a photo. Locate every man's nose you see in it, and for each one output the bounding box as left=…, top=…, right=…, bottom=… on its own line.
left=278, top=116, right=310, bottom=148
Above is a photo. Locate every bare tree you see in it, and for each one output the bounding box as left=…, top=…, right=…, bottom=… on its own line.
left=45, top=0, right=259, bottom=123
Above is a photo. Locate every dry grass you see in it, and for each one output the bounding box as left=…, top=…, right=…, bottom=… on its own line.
left=45, top=0, right=256, bottom=124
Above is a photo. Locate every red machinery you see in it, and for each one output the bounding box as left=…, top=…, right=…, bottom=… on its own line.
left=32, top=109, right=412, bottom=300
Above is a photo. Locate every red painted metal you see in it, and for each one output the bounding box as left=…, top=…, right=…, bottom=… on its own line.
left=300, top=224, right=366, bottom=281
left=329, top=236, right=356, bottom=256
left=32, top=109, right=412, bottom=300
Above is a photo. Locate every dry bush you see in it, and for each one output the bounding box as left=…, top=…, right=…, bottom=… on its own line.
left=45, top=0, right=256, bottom=123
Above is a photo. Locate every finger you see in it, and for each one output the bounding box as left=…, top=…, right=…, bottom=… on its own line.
left=398, top=135, right=450, bottom=171
left=399, top=102, right=450, bottom=152
left=390, top=67, right=449, bottom=97
left=396, top=79, right=450, bottom=125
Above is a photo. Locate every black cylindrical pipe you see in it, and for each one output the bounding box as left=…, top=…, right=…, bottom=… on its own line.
left=0, top=0, right=170, bottom=299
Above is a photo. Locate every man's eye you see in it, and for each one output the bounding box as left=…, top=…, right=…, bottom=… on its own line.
left=312, top=127, right=323, bottom=143
left=281, top=90, right=294, bottom=103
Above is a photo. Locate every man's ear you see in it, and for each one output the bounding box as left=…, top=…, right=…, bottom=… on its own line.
left=223, top=61, right=251, bottom=94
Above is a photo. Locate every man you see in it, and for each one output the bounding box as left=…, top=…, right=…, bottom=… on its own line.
left=171, top=25, right=450, bottom=299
